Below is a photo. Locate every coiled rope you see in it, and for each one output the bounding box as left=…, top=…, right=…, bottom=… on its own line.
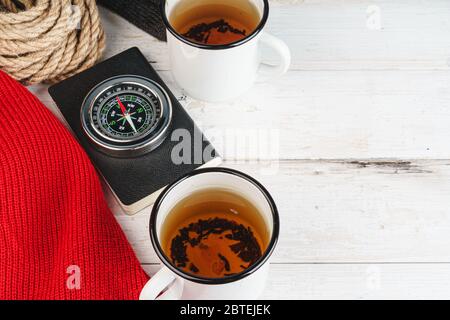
left=0, top=0, right=105, bottom=85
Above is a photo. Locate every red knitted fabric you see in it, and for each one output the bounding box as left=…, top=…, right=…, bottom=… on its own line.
left=0, top=71, right=149, bottom=299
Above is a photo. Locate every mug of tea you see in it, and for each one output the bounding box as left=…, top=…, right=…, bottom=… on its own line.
left=161, top=0, right=291, bottom=102
left=139, top=168, right=279, bottom=300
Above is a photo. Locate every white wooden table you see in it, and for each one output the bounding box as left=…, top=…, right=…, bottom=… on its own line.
left=30, top=0, right=450, bottom=299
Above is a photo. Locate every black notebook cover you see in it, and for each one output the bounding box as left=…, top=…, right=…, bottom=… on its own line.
left=98, top=0, right=166, bottom=41
left=48, top=47, right=220, bottom=214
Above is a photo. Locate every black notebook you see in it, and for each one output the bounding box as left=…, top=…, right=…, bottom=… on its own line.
left=49, top=47, right=221, bottom=214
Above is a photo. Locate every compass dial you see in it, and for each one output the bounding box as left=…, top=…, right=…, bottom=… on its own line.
left=92, top=86, right=160, bottom=141
left=81, top=76, right=172, bottom=157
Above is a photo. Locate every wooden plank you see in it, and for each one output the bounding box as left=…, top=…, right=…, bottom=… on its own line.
left=98, top=0, right=450, bottom=71
left=115, top=160, right=450, bottom=264
left=175, top=70, right=450, bottom=160
left=142, top=263, right=450, bottom=299
left=30, top=68, right=450, bottom=160
left=28, top=2, right=450, bottom=160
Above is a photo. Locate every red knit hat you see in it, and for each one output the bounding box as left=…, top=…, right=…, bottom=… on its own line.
left=0, top=71, right=149, bottom=299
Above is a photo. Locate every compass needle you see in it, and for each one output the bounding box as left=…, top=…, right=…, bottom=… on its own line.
left=116, top=96, right=138, bottom=133
left=126, top=114, right=138, bottom=133
left=116, top=96, right=128, bottom=115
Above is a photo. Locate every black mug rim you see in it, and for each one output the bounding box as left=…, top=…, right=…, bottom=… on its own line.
left=160, top=0, right=270, bottom=50
left=149, top=167, right=280, bottom=285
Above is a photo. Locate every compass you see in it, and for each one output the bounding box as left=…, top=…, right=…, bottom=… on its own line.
left=81, top=75, right=172, bottom=157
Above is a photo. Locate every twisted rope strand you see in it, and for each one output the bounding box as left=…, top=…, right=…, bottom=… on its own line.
left=0, top=0, right=105, bottom=85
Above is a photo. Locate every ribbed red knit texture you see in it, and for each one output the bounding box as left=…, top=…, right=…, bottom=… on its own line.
left=0, top=71, right=149, bottom=299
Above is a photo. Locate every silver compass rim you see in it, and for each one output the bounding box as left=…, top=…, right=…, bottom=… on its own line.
left=80, top=75, right=173, bottom=156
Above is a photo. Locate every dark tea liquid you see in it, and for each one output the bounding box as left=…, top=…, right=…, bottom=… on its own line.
left=169, top=0, right=261, bottom=45
left=160, top=188, right=269, bottom=278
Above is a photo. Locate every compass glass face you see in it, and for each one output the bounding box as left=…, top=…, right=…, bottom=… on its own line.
left=91, top=83, right=161, bottom=142
left=81, top=76, right=172, bottom=157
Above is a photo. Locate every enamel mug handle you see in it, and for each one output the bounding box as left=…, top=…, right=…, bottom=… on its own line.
left=257, top=32, right=291, bottom=82
left=139, top=267, right=184, bottom=300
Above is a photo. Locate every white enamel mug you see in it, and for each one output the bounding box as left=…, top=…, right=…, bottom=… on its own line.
left=139, top=168, right=280, bottom=300
left=160, top=0, right=291, bottom=102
